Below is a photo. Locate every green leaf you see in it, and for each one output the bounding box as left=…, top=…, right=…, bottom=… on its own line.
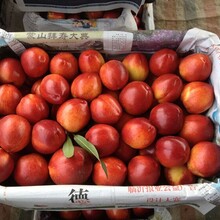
left=62, top=136, right=74, bottom=158
left=74, top=134, right=108, bottom=177
left=74, top=134, right=99, bottom=158
left=99, top=160, right=108, bottom=178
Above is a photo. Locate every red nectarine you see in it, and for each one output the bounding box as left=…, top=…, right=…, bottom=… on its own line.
left=13, top=153, right=49, bottom=186
left=122, top=53, right=149, bottom=81
left=187, top=141, right=220, bottom=177
left=92, top=156, right=127, bottom=186
left=49, top=147, right=93, bottom=184
left=50, top=52, right=78, bottom=81
left=119, top=81, right=154, bottom=115
left=149, top=48, right=179, bottom=76
left=179, top=53, right=212, bottom=82
left=155, top=136, right=191, bottom=168
left=128, top=155, right=161, bottom=185
left=78, top=49, right=105, bottom=73
left=99, top=60, right=129, bottom=90
left=180, top=81, right=214, bottom=114
left=0, top=114, right=31, bottom=153
left=0, top=148, right=14, bottom=183
left=56, top=98, right=90, bottom=133
left=121, top=117, right=157, bottom=149
left=20, top=47, right=49, bottom=78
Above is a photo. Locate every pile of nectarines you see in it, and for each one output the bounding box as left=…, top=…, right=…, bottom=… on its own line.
left=0, top=45, right=219, bottom=219
left=42, top=6, right=144, bottom=30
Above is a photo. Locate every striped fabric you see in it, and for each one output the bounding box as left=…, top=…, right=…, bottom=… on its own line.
left=153, top=0, right=220, bottom=36
left=15, top=0, right=145, bottom=14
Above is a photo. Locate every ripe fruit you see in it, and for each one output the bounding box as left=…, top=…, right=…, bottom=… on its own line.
left=71, top=72, right=102, bottom=102
left=119, top=81, right=154, bottom=115
left=121, top=117, right=157, bottom=149
left=92, top=156, right=127, bottom=186
left=99, top=60, right=129, bottom=90
left=105, top=209, right=131, bottom=220
left=149, top=48, right=179, bottom=76
left=85, top=11, right=104, bottom=19
left=31, top=79, right=42, bottom=96
left=0, top=42, right=217, bottom=196
left=164, top=165, right=196, bottom=185
left=149, top=102, right=184, bottom=135
left=82, top=209, right=106, bottom=220
left=13, top=153, right=49, bottom=186
left=179, top=53, right=212, bottom=82
left=0, top=57, right=26, bottom=87
left=40, top=73, right=70, bottom=105
left=90, top=93, right=122, bottom=124
left=16, top=93, right=50, bottom=124
left=85, top=124, right=120, bottom=158
left=155, top=136, right=191, bottom=168
left=32, top=119, right=66, bottom=154
left=56, top=98, right=90, bottom=133
left=113, top=139, right=138, bottom=163
left=49, top=52, right=78, bottom=81
left=0, top=148, right=14, bottom=183
left=180, top=81, right=214, bottom=114
left=47, top=12, right=66, bottom=19
left=187, top=141, right=220, bottom=177
left=151, top=73, right=183, bottom=103
left=179, top=114, right=214, bottom=146
left=48, top=147, right=93, bottom=184
left=122, top=53, right=149, bottom=81
left=114, top=111, right=134, bottom=131
left=67, top=13, right=81, bottom=19
left=20, top=47, right=49, bottom=78
left=59, top=211, right=82, bottom=220
left=139, top=143, right=157, bottom=160
left=78, top=49, right=105, bottom=73
left=0, top=114, right=31, bottom=153
left=0, top=84, right=22, bottom=115
left=128, top=155, right=161, bottom=185
left=103, top=9, right=122, bottom=18
left=132, top=208, right=154, bottom=219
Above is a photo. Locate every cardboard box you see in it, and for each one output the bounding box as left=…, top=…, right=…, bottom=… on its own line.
left=0, top=28, right=220, bottom=219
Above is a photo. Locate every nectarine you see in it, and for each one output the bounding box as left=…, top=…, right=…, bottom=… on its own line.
left=119, top=81, right=154, bottom=115
left=128, top=155, right=161, bottom=185
left=0, top=114, right=31, bottom=153
left=180, top=81, right=214, bottom=114
left=92, top=156, right=127, bottom=186
left=122, top=53, right=149, bottom=81
left=187, top=141, right=220, bottom=177
left=49, top=147, right=93, bottom=184
left=164, top=165, right=196, bottom=185
left=155, top=136, right=191, bottom=168
left=56, top=98, right=90, bottom=133
left=78, top=49, right=105, bottom=73
left=13, top=153, right=49, bottom=186
left=50, top=52, right=78, bottom=81
left=99, top=60, right=129, bottom=90
left=179, top=53, right=212, bottom=82
left=121, top=117, right=157, bottom=149
left=149, top=48, right=179, bottom=76
left=20, top=47, right=49, bottom=78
